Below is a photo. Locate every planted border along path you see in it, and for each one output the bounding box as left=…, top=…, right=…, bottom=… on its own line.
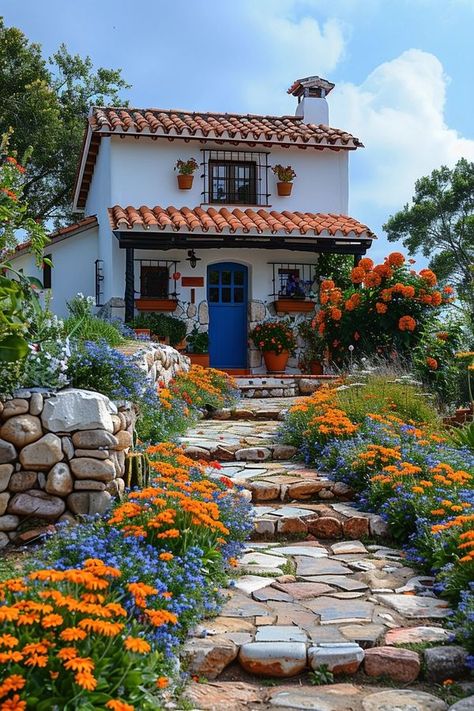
left=175, top=397, right=465, bottom=711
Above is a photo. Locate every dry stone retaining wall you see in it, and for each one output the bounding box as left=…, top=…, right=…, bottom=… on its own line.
left=0, top=388, right=135, bottom=547
left=119, top=343, right=190, bottom=386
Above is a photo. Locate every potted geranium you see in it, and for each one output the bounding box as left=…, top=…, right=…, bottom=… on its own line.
left=186, top=325, right=210, bottom=367
left=250, top=319, right=296, bottom=373
left=298, top=319, right=326, bottom=374
left=175, top=157, right=199, bottom=190
left=272, top=164, right=296, bottom=196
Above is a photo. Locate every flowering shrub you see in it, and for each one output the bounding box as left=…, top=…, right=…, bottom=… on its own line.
left=282, top=377, right=474, bottom=652
left=315, top=252, right=454, bottom=364
left=2, top=436, right=252, bottom=707
left=67, top=341, right=153, bottom=403
left=250, top=320, right=296, bottom=354
left=175, top=158, right=198, bottom=175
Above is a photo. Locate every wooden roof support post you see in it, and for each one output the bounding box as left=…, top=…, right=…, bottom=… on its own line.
left=125, top=247, right=135, bottom=323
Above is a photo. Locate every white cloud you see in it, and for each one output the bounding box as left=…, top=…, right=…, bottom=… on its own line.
left=330, top=49, right=474, bottom=214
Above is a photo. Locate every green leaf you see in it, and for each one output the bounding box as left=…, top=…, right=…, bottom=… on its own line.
left=0, top=334, right=29, bottom=362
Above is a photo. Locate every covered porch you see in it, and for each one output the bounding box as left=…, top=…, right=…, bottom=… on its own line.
left=109, top=205, right=375, bottom=372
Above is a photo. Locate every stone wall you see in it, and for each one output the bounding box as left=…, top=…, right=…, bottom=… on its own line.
left=127, top=343, right=190, bottom=386
left=0, top=388, right=135, bottom=547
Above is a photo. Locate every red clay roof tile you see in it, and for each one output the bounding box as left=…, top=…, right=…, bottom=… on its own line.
left=108, top=206, right=374, bottom=240
left=90, top=107, right=362, bottom=150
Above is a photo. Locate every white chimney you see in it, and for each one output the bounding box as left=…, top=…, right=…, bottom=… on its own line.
left=288, top=75, right=335, bottom=126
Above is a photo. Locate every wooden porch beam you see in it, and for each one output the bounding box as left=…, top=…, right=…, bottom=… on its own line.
left=124, top=247, right=135, bottom=323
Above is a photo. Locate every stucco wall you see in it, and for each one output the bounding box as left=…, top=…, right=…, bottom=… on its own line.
left=9, top=228, right=99, bottom=318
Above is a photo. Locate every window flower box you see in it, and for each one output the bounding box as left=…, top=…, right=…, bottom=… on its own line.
left=274, top=298, right=316, bottom=313
left=135, top=298, right=178, bottom=312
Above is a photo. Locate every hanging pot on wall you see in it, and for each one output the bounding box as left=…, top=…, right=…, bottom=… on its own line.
left=277, top=182, right=293, bottom=197
left=263, top=350, right=289, bottom=373
left=177, top=174, right=194, bottom=190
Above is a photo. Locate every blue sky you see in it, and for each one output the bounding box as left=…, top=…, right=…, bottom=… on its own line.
left=3, top=0, right=474, bottom=262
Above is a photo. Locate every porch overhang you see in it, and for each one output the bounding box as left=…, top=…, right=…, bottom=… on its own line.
left=112, top=230, right=372, bottom=255
left=109, top=205, right=375, bottom=256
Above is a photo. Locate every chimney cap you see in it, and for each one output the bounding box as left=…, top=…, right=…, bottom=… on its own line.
left=288, top=76, right=335, bottom=98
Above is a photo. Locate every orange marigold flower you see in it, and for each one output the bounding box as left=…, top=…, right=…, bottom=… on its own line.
left=124, top=637, right=151, bottom=654
left=60, top=627, right=87, bottom=642
left=0, top=675, right=25, bottom=697
left=57, top=647, right=79, bottom=661
left=431, top=291, right=442, bottom=306
left=0, top=636, right=18, bottom=649
left=0, top=694, right=26, bottom=711
left=63, top=656, right=95, bottom=673
left=74, top=672, right=97, bottom=691
left=375, top=302, right=387, bottom=314
left=106, top=701, right=135, bottom=711
left=398, top=315, right=416, bottom=331
left=159, top=552, right=174, bottom=561
left=426, top=357, right=438, bottom=370
left=350, top=266, right=365, bottom=284
left=373, top=263, right=393, bottom=278
left=156, top=677, right=169, bottom=689
left=329, top=307, right=342, bottom=321
left=41, top=613, right=63, bottom=628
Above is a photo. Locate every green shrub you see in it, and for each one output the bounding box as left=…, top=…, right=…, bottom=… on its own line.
left=186, top=325, right=209, bottom=354
left=64, top=315, right=126, bottom=347
left=130, top=313, right=186, bottom=346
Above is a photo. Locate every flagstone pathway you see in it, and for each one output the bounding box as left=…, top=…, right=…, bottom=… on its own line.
left=174, top=398, right=471, bottom=711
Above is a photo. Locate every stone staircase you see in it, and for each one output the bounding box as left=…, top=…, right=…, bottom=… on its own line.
left=176, top=398, right=470, bottom=711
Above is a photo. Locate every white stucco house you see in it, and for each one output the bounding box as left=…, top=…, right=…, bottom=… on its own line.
left=11, top=75, right=375, bottom=372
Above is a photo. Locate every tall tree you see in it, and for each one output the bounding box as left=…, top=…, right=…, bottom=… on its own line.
left=384, top=159, right=474, bottom=312
left=0, top=19, right=130, bottom=224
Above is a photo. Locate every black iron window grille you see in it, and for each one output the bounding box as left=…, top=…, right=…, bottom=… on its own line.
left=134, top=259, right=180, bottom=298
left=201, top=150, right=270, bottom=206
left=95, top=259, right=104, bottom=306
left=269, top=262, right=318, bottom=299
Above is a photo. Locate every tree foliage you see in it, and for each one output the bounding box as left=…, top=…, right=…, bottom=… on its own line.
left=0, top=18, right=130, bottom=224
left=384, top=159, right=474, bottom=311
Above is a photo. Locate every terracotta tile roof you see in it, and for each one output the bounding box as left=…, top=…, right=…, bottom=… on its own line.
left=287, top=76, right=335, bottom=97
left=90, top=107, right=362, bottom=150
left=108, top=206, right=374, bottom=240
left=11, top=216, right=98, bottom=256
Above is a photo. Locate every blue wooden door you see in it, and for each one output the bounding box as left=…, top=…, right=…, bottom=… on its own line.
left=208, top=263, right=248, bottom=369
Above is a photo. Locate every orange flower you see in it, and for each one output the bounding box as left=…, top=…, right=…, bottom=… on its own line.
left=373, top=263, right=393, bottom=279
left=329, top=307, right=342, bottom=321
left=0, top=636, right=18, bottom=649
left=350, top=266, right=365, bottom=284
left=419, top=268, right=437, bottom=286
left=106, top=701, right=135, bottom=711
left=0, top=675, right=25, bottom=698
left=320, top=279, right=335, bottom=291
left=0, top=695, right=26, bottom=711
left=426, top=357, right=438, bottom=370
left=159, top=552, right=174, bottom=562
left=387, top=252, right=405, bottom=267
left=398, top=315, right=416, bottom=331
left=358, top=257, right=374, bottom=270
left=431, top=291, right=442, bottom=306
left=123, top=637, right=151, bottom=654
left=436, top=331, right=449, bottom=341
left=156, top=677, right=169, bottom=689
left=74, top=672, right=97, bottom=691
left=380, top=288, right=392, bottom=302
left=375, top=302, right=387, bottom=314
left=363, top=271, right=382, bottom=288
left=60, top=627, right=87, bottom=642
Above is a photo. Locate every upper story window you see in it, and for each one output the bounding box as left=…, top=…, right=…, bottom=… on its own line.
left=209, top=161, right=256, bottom=204
left=201, top=150, right=270, bottom=206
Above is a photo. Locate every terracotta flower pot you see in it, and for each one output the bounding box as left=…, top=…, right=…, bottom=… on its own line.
left=177, top=174, right=194, bottom=190
left=277, top=182, right=293, bottom=197
left=263, top=350, right=289, bottom=373
left=188, top=353, right=210, bottom=367
left=310, top=360, right=324, bottom=375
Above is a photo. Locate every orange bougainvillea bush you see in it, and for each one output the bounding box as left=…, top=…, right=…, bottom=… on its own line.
left=314, top=252, right=454, bottom=363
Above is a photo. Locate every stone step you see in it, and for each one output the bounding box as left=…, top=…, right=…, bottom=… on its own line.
left=251, top=501, right=389, bottom=540
left=236, top=375, right=337, bottom=399
left=185, top=679, right=455, bottom=711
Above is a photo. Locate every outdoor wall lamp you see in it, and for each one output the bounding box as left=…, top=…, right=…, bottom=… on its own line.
left=186, top=249, right=201, bottom=269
